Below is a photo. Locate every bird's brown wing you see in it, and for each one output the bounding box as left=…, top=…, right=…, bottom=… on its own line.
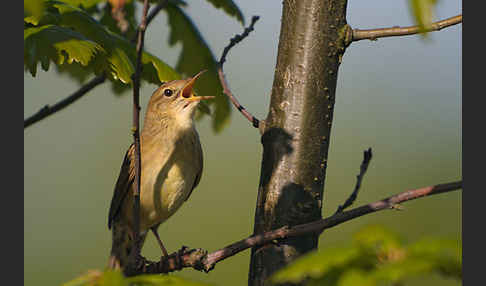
left=185, top=135, right=203, bottom=202
left=108, top=144, right=135, bottom=229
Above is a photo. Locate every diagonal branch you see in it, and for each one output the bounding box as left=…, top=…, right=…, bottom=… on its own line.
left=24, top=1, right=168, bottom=129
left=128, top=180, right=462, bottom=275
left=217, top=16, right=264, bottom=133
left=347, top=14, right=462, bottom=45
left=335, top=148, right=373, bottom=214
left=24, top=75, right=106, bottom=128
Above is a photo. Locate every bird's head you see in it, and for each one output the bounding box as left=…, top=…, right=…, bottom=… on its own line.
left=145, top=70, right=214, bottom=130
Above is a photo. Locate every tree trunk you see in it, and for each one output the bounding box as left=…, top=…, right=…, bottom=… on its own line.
left=248, top=1, right=348, bottom=285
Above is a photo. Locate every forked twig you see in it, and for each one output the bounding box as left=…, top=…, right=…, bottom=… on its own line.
left=217, top=16, right=264, bottom=133
left=335, top=148, right=373, bottom=214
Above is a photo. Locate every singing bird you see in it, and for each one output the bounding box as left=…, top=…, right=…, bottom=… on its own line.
left=107, top=71, right=213, bottom=270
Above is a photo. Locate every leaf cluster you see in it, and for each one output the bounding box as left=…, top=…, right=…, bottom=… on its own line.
left=24, top=1, right=179, bottom=86
left=271, top=225, right=462, bottom=286
left=24, top=0, right=245, bottom=132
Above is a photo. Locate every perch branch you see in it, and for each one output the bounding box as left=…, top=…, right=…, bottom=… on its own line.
left=217, top=16, right=264, bottom=133
left=24, top=1, right=167, bottom=129
left=335, top=148, right=373, bottom=214
left=127, top=0, right=150, bottom=270
left=128, top=180, right=462, bottom=275
left=347, top=15, right=462, bottom=45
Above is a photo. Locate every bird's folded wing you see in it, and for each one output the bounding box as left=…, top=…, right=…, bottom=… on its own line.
left=108, top=144, right=136, bottom=229
left=185, top=136, right=203, bottom=202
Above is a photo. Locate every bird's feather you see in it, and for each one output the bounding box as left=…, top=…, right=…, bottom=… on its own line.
left=185, top=135, right=203, bottom=201
left=108, top=144, right=135, bottom=229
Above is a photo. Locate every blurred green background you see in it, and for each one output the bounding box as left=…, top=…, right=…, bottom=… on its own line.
left=24, top=1, right=462, bottom=285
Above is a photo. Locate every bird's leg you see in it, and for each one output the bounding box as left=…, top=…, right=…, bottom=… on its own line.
left=150, top=227, right=169, bottom=257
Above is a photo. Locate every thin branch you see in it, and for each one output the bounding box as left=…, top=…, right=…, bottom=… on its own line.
left=128, top=0, right=150, bottom=270
left=349, top=14, right=462, bottom=43
left=217, top=16, right=264, bottom=133
left=24, top=75, right=106, bottom=128
left=145, top=0, right=169, bottom=28
left=219, top=16, right=260, bottom=66
left=128, top=180, right=462, bottom=275
left=24, top=1, right=167, bottom=129
left=335, top=148, right=373, bottom=214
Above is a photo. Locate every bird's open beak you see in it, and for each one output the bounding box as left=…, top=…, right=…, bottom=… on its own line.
left=181, top=70, right=215, bottom=101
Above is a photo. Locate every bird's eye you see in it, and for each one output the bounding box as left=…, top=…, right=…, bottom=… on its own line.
left=163, top=89, right=173, bottom=97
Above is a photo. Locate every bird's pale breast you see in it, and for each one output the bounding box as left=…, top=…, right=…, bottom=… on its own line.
left=138, top=129, right=202, bottom=231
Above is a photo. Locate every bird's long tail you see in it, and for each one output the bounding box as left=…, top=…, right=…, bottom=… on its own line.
left=107, top=221, right=146, bottom=271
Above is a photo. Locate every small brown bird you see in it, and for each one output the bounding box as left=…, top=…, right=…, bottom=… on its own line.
left=107, top=71, right=213, bottom=270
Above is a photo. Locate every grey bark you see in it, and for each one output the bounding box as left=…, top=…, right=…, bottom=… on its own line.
left=248, top=0, right=349, bottom=285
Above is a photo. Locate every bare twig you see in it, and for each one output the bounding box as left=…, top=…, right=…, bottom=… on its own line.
left=24, top=1, right=167, bottom=129
left=146, top=0, right=169, bottom=28
left=219, top=16, right=260, bottom=66
left=128, top=0, right=150, bottom=270
left=348, top=15, right=462, bottom=44
left=128, top=180, right=462, bottom=275
left=335, top=148, right=373, bottom=214
left=217, top=16, right=264, bottom=133
left=24, top=75, right=106, bottom=128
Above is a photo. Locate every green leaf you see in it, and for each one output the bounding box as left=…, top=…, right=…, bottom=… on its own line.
left=335, top=269, right=376, bottom=286
left=371, top=257, right=436, bottom=284
left=197, top=101, right=211, bottom=115
left=25, top=15, right=43, bottom=25
left=408, top=237, right=461, bottom=260
left=62, top=270, right=129, bottom=286
left=24, top=24, right=103, bottom=76
left=25, top=0, right=180, bottom=90
left=97, top=270, right=129, bottom=286
left=25, top=0, right=45, bottom=17
left=24, top=0, right=46, bottom=25
left=271, top=225, right=461, bottom=285
left=407, top=237, right=462, bottom=279
left=203, top=0, right=244, bottom=25
left=25, top=9, right=63, bottom=26
left=306, top=266, right=378, bottom=286
left=140, top=47, right=181, bottom=85
left=409, top=0, right=438, bottom=37
left=53, top=0, right=179, bottom=83
left=271, top=247, right=369, bottom=284
left=367, top=235, right=461, bottom=283
left=108, top=46, right=134, bottom=83
left=58, top=0, right=105, bottom=9
left=127, top=274, right=214, bottom=286
left=37, top=1, right=136, bottom=82
left=370, top=240, right=460, bottom=284
left=64, top=270, right=215, bottom=286
left=61, top=270, right=105, bottom=286
left=353, top=224, right=403, bottom=252
left=165, top=3, right=230, bottom=132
